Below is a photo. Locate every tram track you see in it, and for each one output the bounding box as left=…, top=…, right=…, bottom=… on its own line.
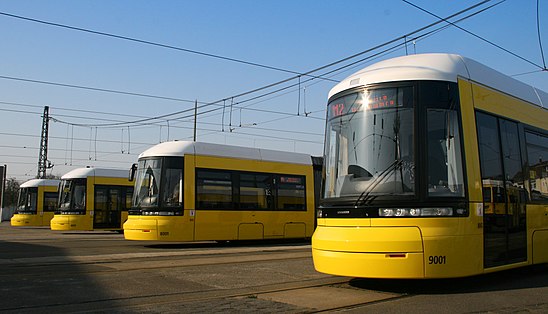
left=0, top=241, right=404, bottom=313
left=0, top=243, right=311, bottom=267
left=7, top=276, right=403, bottom=313
left=4, top=224, right=546, bottom=313
left=0, top=249, right=312, bottom=279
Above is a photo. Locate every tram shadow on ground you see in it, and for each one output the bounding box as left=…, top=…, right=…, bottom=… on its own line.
left=144, top=238, right=311, bottom=250
left=349, top=264, right=548, bottom=295
left=55, top=229, right=125, bottom=235
left=0, top=240, right=117, bottom=313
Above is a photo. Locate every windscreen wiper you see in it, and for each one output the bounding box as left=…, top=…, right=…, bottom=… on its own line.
left=354, top=158, right=403, bottom=207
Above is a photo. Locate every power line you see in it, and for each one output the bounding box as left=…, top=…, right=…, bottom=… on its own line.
left=2, top=0, right=506, bottom=156
left=0, top=101, right=325, bottom=141
left=511, top=69, right=545, bottom=77
left=402, top=0, right=546, bottom=70
left=105, top=0, right=504, bottom=129
left=0, top=1, right=508, bottom=179
left=0, top=11, right=336, bottom=82
left=537, top=0, right=547, bottom=70
left=1, top=0, right=499, bottom=131
left=128, top=0, right=508, bottom=126
left=0, top=131, right=155, bottom=146
left=187, top=1, right=509, bottom=138
left=2, top=0, right=508, bottom=148
left=0, top=75, right=198, bottom=104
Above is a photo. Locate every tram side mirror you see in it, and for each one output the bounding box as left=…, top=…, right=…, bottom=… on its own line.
left=129, top=163, right=137, bottom=182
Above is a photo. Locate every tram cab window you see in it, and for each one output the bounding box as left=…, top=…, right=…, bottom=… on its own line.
left=426, top=108, right=464, bottom=196
left=133, top=159, right=162, bottom=207
left=323, top=86, right=415, bottom=199
left=162, top=158, right=184, bottom=208
left=73, top=185, right=86, bottom=210
left=17, top=188, right=38, bottom=214
left=59, top=179, right=87, bottom=213
left=424, top=81, right=465, bottom=197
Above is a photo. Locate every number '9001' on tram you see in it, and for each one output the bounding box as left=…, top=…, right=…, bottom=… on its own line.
left=312, top=53, right=548, bottom=279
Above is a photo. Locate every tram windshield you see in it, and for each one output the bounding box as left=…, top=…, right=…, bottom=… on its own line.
left=16, top=187, right=38, bottom=214
left=324, top=87, right=415, bottom=201
left=132, top=157, right=183, bottom=214
left=58, top=179, right=87, bottom=214
left=323, top=83, right=465, bottom=202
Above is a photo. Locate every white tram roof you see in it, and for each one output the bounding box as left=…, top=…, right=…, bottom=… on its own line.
left=19, top=178, right=60, bottom=188
left=61, top=167, right=129, bottom=180
left=329, top=53, right=547, bottom=109
left=138, top=141, right=312, bottom=165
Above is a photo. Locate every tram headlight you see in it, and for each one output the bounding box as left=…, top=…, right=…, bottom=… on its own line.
left=142, top=211, right=176, bottom=216
left=380, top=208, right=395, bottom=216
left=421, top=207, right=453, bottom=216
left=408, top=208, right=421, bottom=217
left=379, top=207, right=463, bottom=217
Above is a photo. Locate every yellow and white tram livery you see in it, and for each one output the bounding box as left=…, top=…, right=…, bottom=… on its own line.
left=124, top=141, right=320, bottom=242
left=10, top=179, right=60, bottom=227
left=50, top=167, right=134, bottom=231
left=312, top=53, right=548, bottom=279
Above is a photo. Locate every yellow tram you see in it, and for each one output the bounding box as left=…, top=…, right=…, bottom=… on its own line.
left=50, top=167, right=134, bottom=231
left=10, top=179, right=60, bottom=227
left=123, top=141, right=321, bottom=241
left=312, top=53, right=548, bottom=278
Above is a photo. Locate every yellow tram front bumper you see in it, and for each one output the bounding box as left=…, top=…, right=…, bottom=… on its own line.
left=123, top=217, right=159, bottom=240
left=123, top=216, right=188, bottom=241
left=312, top=225, right=425, bottom=279
left=10, top=214, right=40, bottom=227
left=50, top=214, right=89, bottom=231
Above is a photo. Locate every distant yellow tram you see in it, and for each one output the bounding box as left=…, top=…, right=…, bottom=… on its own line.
left=50, top=167, right=134, bottom=231
left=124, top=141, right=321, bottom=242
left=312, top=53, right=548, bottom=278
left=10, top=179, right=60, bottom=227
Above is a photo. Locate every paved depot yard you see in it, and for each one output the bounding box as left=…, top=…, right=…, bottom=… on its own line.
left=1, top=222, right=547, bottom=313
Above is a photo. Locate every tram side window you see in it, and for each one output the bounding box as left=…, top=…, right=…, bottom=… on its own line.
left=196, top=169, right=308, bottom=211
left=125, top=189, right=133, bottom=209
left=43, top=192, right=58, bottom=212
left=525, top=131, right=548, bottom=201
left=476, top=112, right=527, bottom=200
left=477, top=113, right=504, bottom=181
left=499, top=119, right=526, bottom=198
left=94, top=188, right=108, bottom=222
left=277, top=175, right=306, bottom=210
left=125, top=187, right=134, bottom=210
left=240, top=173, right=273, bottom=210
left=196, top=170, right=233, bottom=209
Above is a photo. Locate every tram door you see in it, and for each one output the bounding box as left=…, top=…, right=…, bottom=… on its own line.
left=476, top=113, right=527, bottom=268
left=94, top=186, right=122, bottom=229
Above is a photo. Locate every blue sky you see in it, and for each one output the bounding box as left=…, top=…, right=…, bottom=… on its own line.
left=0, top=0, right=546, bottom=181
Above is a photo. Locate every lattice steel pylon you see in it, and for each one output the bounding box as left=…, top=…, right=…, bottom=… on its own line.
left=37, top=106, right=52, bottom=179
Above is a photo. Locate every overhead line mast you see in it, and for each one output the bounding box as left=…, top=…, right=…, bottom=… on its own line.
left=37, top=106, right=52, bottom=178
